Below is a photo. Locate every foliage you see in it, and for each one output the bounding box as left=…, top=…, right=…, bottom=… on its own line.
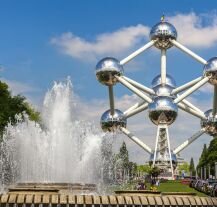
left=118, top=141, right=129, bottom=169
left=148, top=166, right=161, bottom=178
left=197, top=138, right=217, bottom=177
left=137, top=164, right=151, bottom=173
left=0, top=81, right=40, bottom=136
left=189, top=157, right=196, bottom=176
left=177, top=162, right=190, bottom=175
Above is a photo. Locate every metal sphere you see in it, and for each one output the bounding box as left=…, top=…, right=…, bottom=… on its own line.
left=100, top=109, right=127, bottom=132
left=95, top=57, right=123, bottom=86
left=203, top=57, right=217, bottom=85
left=149, top=150, right=177, bottom=167
left=151, top=74, right=176, bottom=88
left=201, top=109, right=217, bottom=136
left=150, top=21, right=177, bottom=49
left=148, top=96, right=178, bottom=125
left=153, top=85, right=175, bottom=98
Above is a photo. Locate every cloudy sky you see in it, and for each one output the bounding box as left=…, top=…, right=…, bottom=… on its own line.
left=1, top=0, right=217, bottom=164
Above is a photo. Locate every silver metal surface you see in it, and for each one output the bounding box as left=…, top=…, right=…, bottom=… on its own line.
left=201, top=109, right=217, bottom=136
left=148, top=96, right=178, bottom=125
left=203, top=57, right=217, bottom=85
left=108, top=86, right=115, bottom=115
left=100, top=109, right=126, bottom=132
left=152, top=74, right=176, bottom=88
left=153, top=85, right=175, bottom=98
left=150, top=21, right=177, bottom=49
left=96, top=57, right=123, bottom=86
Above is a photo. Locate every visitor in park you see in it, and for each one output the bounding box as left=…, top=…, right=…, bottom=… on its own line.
left=136, top=180, right=146, bottom=190
left=156, top=179, right=160, bottom=186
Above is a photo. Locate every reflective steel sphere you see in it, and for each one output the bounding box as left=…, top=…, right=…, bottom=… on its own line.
left=201, top=109, right=217, bottom=136
left=148, top=96, right=178, bottom=125
left=203, top=57, right=217, bottom=85
left=152, top=74, right=176, bottom=88
left=100, top=109, right=127, bottom=132
left=150, top=21, right=177, bottom=49
left=149, top=150, right=177, bottom=167
left=96, top=57, right=123, bottom=86
left=153, top=85, right=175, bottom=98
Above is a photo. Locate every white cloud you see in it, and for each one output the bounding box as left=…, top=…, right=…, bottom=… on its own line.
left=51, top=25, right=150, bottom=61
left=51, top=12, right=217, bottom=62
left=2, top=78, right=39, bottom=96
left=198, top=83, right=213, bottom=94
left=168, top=12, right=217, bottom=48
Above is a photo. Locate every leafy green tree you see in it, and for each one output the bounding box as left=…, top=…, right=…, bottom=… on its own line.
left=177, top=162, right=190, bottom=175
left=0, top=81, right=40, bottom=137
left=206, top=138, right=217, bottom=176
left=189, top=157, right=196, bottom=176
left=118, top=141, right=129, bottom=169
left=137, top=164, right=151, bottom=173
left=197, top=144, right=208, bottom=168
left=149, top=166, right=161, bottom=179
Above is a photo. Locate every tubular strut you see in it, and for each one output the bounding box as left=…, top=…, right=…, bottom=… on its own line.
left=173, top=129, right=205, bottom=154
left=120, top=127, right=152, bottom=154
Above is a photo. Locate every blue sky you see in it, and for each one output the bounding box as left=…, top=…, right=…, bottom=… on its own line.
left=1, top=1, right=217, bottom=164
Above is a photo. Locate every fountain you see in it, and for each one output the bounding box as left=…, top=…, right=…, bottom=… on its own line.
left=0, top=78, right=104, bottom=193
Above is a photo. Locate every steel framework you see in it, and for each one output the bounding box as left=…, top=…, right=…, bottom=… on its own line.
left=95, top=17, right=217, bottom=179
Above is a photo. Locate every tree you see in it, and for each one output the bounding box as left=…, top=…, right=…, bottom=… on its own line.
left=118, top=141, right=129, bottom=169
left=189, top=157, right=196, bottom=176
left=206, top=138, right=217, bottom=176
left=0, top=81, right=40, bottom=137
left=197, top=144, right=208, bottom=168
left=149, top=166, right=161, bottom=179
left=178, top=162, right=190, bottom=175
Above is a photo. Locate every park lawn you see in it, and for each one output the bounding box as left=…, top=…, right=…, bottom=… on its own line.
left=156, top=181, right=206, bottom=197
left=109, top=180, right=207, bottom=197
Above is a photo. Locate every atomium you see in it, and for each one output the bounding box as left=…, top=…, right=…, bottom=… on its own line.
left=201, top=109, right=217, bottom=136
left=95, top=57, right=123, bottom=86
left=148, top=96, right=178, bottom=125
left=150, top=21, right=177, bottom=49
left=203, top=57, right=217, bottom=85
left=100, top=109, right=126, bottom=132
left=96, top=17, right=216, bottom=179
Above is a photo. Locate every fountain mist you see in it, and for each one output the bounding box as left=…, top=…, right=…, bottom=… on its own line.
left=0, top=78, right=104, bottom=188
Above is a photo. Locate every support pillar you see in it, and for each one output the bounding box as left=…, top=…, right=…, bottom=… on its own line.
left=153, top=124, right=174, bottom=179
left=204, top=166, right=207, bottom=180
left=215, top=162, right=217, bottom=179
left=201, top=167, right=203, bottom=179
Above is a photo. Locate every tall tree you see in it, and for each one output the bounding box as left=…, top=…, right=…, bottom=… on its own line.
left=189, top=157, right=196, bottom=176
left=118, top=141, right=129, bottom=169
left=198, top=144, right=208, bottom=168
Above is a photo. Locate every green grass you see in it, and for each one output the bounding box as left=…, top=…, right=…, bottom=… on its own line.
left=108, top=180, right=207, bottom=197
left=156, top=181, right=206, bottom=197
